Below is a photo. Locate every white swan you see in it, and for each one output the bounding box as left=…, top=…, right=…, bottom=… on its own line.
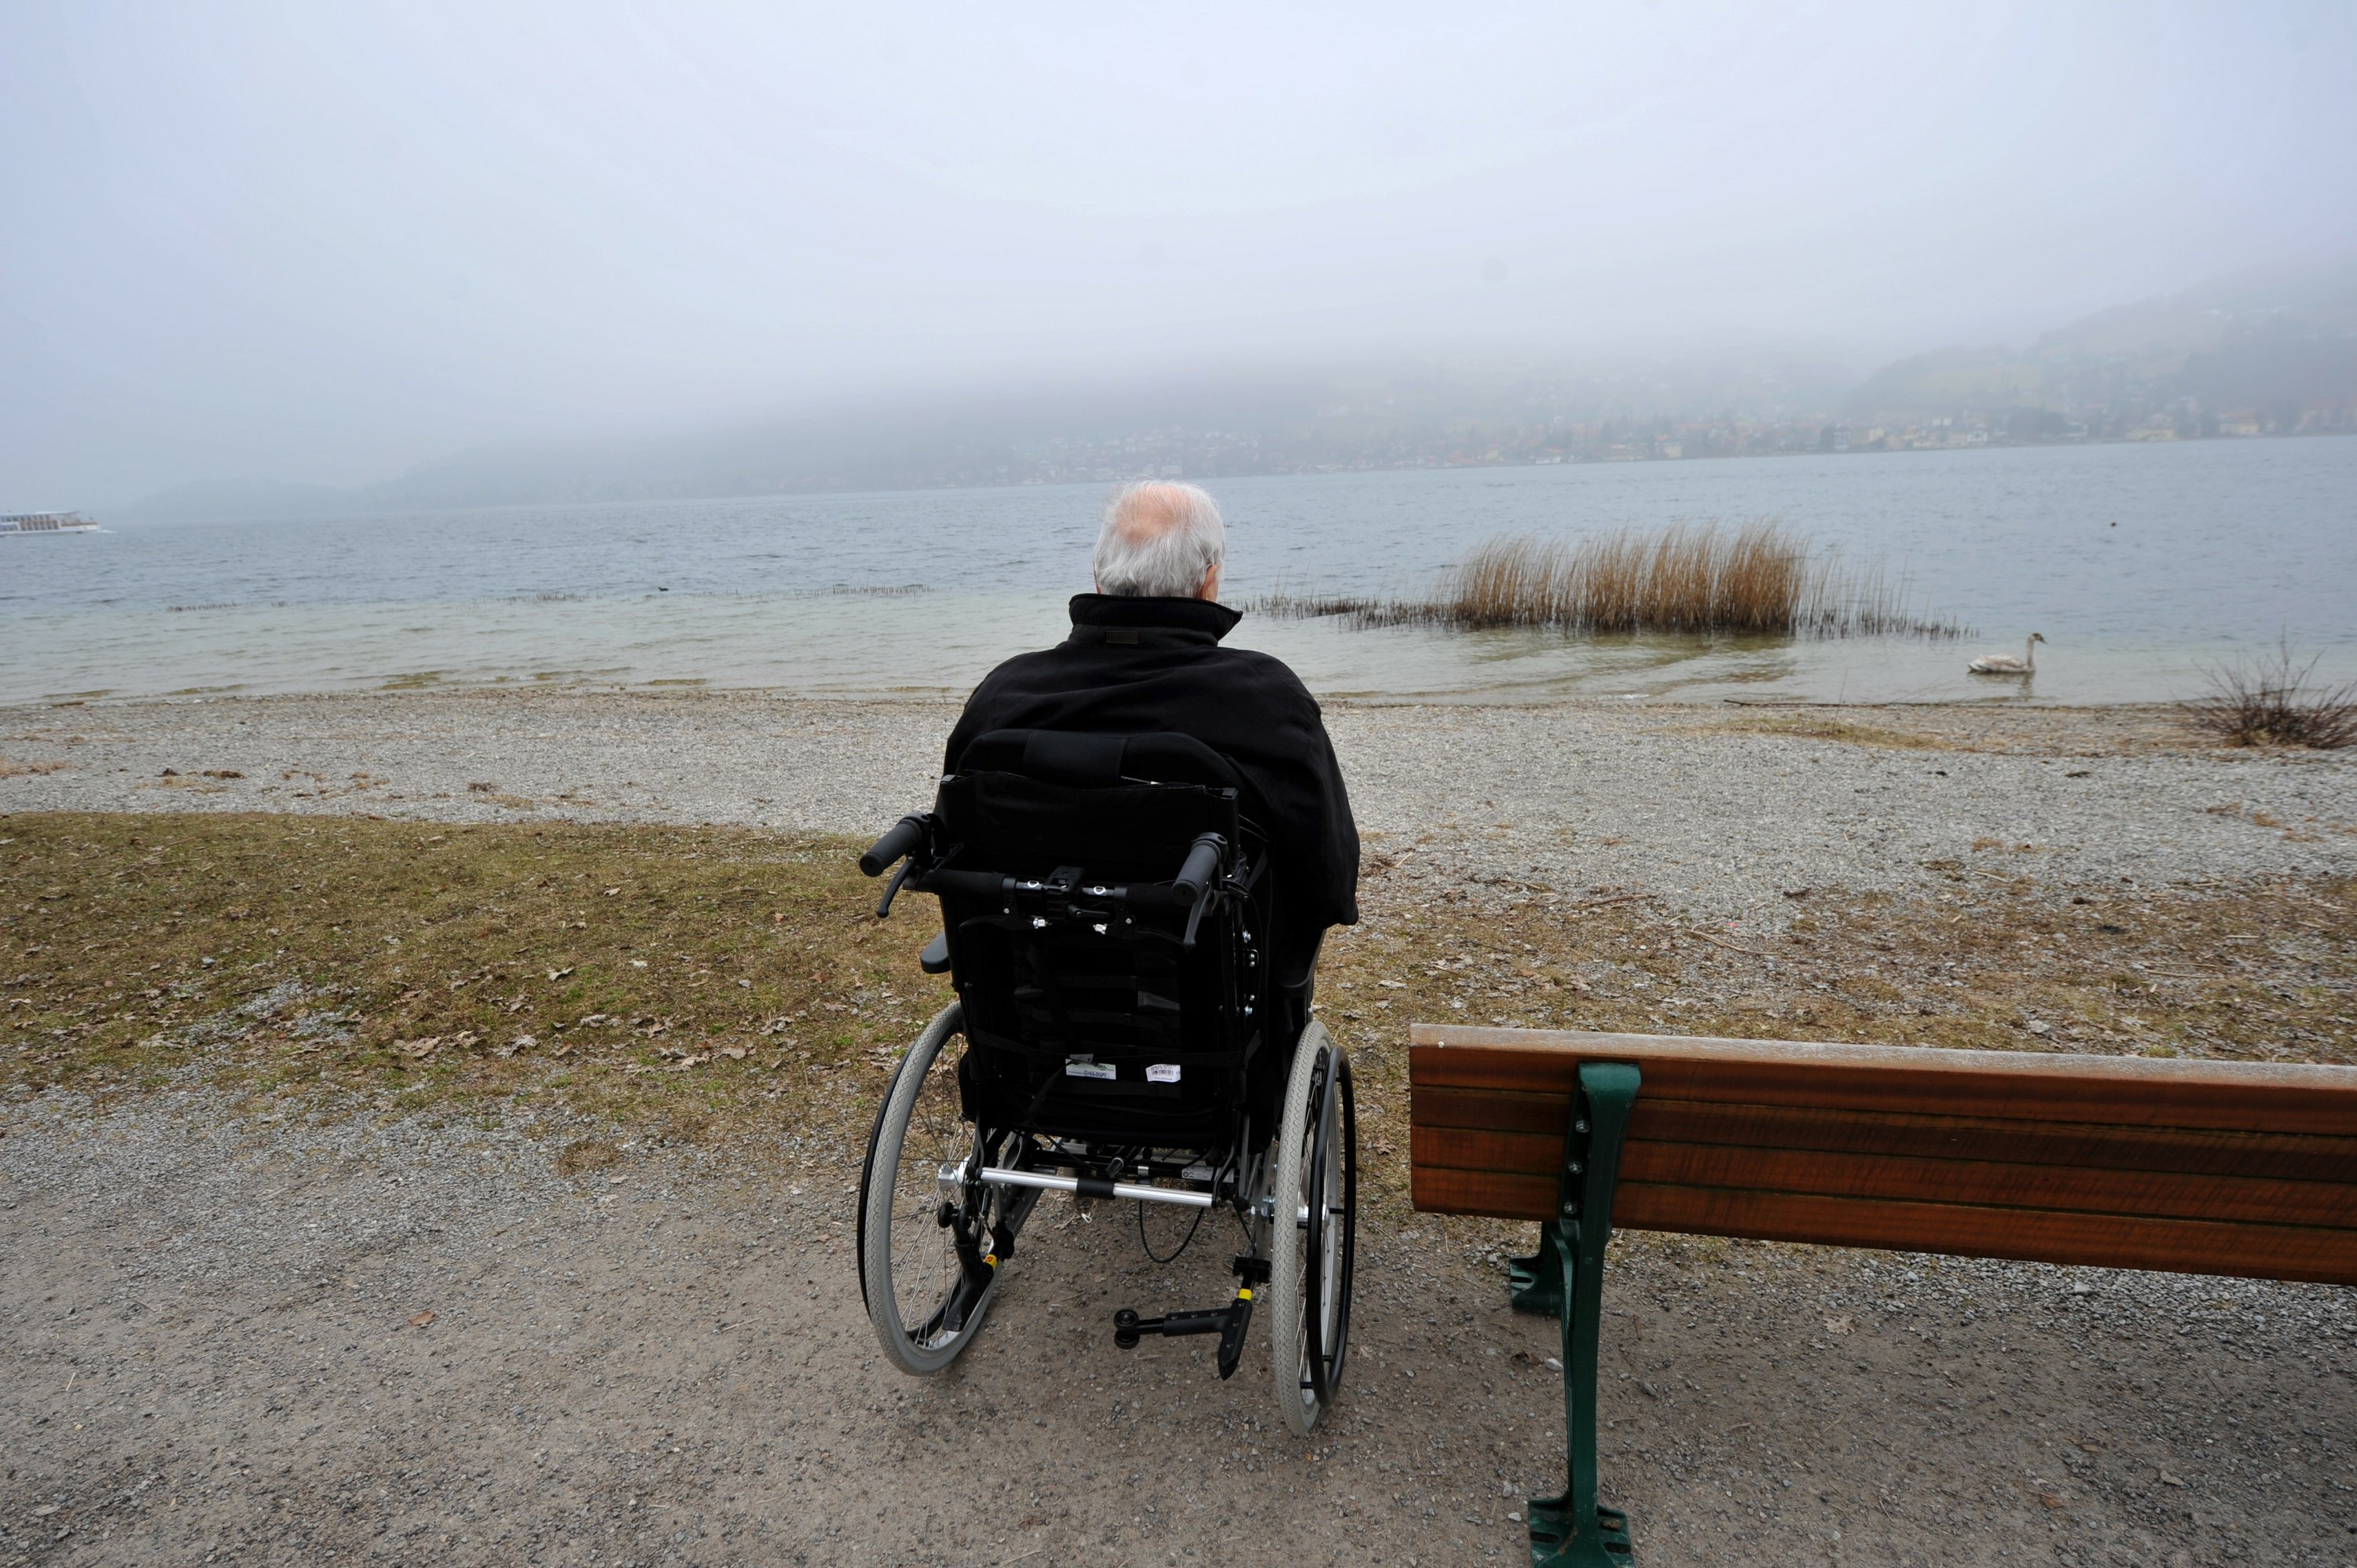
left=1970, top=632, right=2044, bottom=676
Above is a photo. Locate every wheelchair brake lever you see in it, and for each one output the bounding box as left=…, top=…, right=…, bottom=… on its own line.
left=874, top=858, right=915, bottom=919
left=1178, top=885, right=1215, bottom=951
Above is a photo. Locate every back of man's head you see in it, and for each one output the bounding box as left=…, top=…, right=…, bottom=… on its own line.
left=1091, top=481, right=1226, bottom=599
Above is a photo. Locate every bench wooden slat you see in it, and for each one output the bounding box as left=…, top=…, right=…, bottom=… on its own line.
left=1413, top=1084, right=1572, bottom=1136
left=1407, top=1026, right=2357, bottom=1286
left=1617, top=1186, right=2357, bottom=1287
left=1413, top=1124, right=2356, bottom=1228
left=1413, top=1093, right=2357, bottom=1184
left=1408, top=1169, right=2357, bottom=1284
left=1411, top=1165, right=1561, bottom=1223
left=1411, top=1028, right=2357, bottom=1136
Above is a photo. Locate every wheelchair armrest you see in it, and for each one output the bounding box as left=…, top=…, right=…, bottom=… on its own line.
left=920, top=932, right=951, bottom=974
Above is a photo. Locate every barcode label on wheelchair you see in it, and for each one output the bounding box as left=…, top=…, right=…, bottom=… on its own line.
left=1146, top=1064, right=1182, bottom=1083
left=1063, top=1056, right=1117, bottom=1081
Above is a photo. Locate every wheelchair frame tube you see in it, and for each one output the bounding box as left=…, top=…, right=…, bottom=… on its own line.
left=940, top=1160, right=1219, bottom=1210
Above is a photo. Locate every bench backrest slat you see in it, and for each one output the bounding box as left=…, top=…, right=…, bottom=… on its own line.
left=1409, top=1026, right=2357, bottom=1287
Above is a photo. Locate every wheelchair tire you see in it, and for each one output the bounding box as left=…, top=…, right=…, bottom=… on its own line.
left=858, top=1002, right=1004, bottom=1375
left=1267, top=1017, right=1356, bottom=1435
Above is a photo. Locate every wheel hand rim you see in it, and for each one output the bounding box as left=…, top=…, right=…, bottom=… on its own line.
left=887, top=1046, right=973, bottom=1346
left=860, top=1002, right=1006, bottom=1374
left=1270, top=1020, right=1354, bottom=1434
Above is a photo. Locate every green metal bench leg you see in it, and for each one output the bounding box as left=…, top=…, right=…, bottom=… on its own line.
left=1520, top=1061, right=1640, bottom=1567
left=1507, top=1226, right=1564, bottom=1316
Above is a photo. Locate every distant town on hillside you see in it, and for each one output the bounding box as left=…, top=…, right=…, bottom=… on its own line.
left=879, top=262, right=2357, bottom=485
left=126, top=262, right=2357, bottom=519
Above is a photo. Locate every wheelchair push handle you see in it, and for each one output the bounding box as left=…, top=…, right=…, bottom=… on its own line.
left=1172, top=832, right=1226, bottom=951
left=859, top=814, right=929, bottom=878
left=1171, top=832, right=1225, bottom=903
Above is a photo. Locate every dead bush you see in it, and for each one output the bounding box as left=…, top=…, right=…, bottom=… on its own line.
left=2185, top=640, right=2357, bottom=750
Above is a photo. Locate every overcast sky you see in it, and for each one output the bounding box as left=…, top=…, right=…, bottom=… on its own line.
left=5, top=1, right=2353, bottom=504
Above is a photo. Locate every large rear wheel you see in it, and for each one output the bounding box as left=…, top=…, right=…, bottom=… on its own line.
left=1268, top=1018, right=1357, bottom=1434
left=857, top=1002, right=1011, bottom=1374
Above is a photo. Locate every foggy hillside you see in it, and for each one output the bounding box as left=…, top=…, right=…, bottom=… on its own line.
left=1846, top=261, right=2357, bottom=423
left=117, top=263, right=2357, bottom=519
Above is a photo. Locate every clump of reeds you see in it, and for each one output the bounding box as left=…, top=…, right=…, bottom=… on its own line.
left=1257, top=522, right=1961, bottom=640
left=2183, top=640, right=2357, bottom=749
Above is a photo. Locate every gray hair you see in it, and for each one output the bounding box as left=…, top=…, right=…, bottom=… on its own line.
left=1091, top=481, right=1226, bottom=598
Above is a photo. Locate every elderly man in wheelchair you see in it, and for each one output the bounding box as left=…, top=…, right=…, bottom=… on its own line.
left=857, top=480, right=1362, bottom=1434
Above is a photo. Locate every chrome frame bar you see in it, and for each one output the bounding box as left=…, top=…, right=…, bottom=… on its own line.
left=940, top=1160, right=1218, bottom=1210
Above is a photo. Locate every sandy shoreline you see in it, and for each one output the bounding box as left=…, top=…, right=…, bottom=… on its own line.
left=6, top=688, right=2352, bottom=925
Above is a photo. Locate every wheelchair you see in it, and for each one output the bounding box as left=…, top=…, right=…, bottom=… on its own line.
left=855, top=727, right=1357, bottom=1434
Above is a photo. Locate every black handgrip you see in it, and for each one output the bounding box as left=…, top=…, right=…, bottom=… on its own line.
left=859, top=814, right=927, bottom=877
left=1171, top=833, right=1225, bottom=901
left=912, top=868, right=1009, bottom=899
left=1174, top=833, right=1226, bottom=952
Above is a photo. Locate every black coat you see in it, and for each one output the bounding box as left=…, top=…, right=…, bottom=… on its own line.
left=943, top=594, right=1361, bottom=955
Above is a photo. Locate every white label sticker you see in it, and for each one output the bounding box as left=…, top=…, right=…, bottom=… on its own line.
left=1063, top=1057, right=1116, bottom=1080
left=1145, top=1064, right=1182, bottom=1084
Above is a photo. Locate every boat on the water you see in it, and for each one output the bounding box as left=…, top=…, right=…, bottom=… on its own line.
left=0, top=511, right=99, bottom=535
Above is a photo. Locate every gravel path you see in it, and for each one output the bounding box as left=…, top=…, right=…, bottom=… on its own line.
left=5, top=691, right=2352, bottom=921
left=7, top=691, right=2356, bottom=1565
left=5, top=1090, right=2352, bottom=1566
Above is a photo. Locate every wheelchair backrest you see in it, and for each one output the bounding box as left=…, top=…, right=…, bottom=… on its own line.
left=954, top=728, right=1244, bottom=793
left=928, top=729, right=1278, bottom=1145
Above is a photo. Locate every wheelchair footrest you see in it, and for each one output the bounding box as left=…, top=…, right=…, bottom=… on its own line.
left=1112, top=1291, right=1257, bottom=1380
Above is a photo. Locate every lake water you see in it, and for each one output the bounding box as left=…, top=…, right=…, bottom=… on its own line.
left=5, top=437, right=2353, bottom=707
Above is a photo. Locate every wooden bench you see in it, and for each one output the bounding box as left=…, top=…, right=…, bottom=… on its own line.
left=1409, top=1024, right=2357, bottom=1567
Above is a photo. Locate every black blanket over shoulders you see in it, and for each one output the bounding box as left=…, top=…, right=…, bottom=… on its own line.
left=942, top=594, right=1361, bottom=960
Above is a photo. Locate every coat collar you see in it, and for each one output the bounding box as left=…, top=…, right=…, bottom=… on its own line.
left=1065, top=593, right=1243, bottom=645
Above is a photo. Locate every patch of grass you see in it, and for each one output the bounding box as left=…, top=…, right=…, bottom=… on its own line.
left=8, top=813, right=2351, bottom=1216
left=555, top=1136, right=621, bottom=1175
left=1711, top=715, right=1956, bottom=750
left=1320, top=875, right=2355, bottom=1068
left=1315, top=869, right=2355, bottom=1212
left=0, top=813, right=948, bottom=1149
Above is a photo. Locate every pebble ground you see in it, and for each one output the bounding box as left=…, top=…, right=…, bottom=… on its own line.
left=5, top=691, right=2352, bottom=918
left=5, top=691, right=2355, bottom=1566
